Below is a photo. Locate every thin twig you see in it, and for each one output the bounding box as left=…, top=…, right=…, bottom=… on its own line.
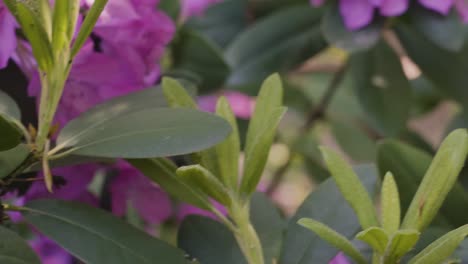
left=266, top=62, right=349, bottom=195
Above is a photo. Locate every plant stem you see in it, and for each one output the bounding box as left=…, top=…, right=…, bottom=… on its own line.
left=230, top=202, right=264, bottom=264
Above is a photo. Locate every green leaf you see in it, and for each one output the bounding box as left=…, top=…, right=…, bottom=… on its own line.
left=178, top=193, right=284, bottom=264
left=395, top=23, right=468, bottom=107
left=349, top=40, right=412, bottom=136
left=0, top=226, right=41, bottom=264
left=162, top=77, right=198, bottom=108
left=186, top=0, right=248, bottom=49
left=402, top=129, right=468, bottom=231
left=320, top=147, right=379, bottom=229
left=16, top=3, right=54, bottom=72
left=409, top=7, right=465, bottom=52
left=0, top=144, right=30, bottom=179
left=321, top=3, right=381, bottom=52
left=128, top=158, right=211, bottom=210
left=71, top=0, right=108, bottom=58
left=176, top=165, right=232, bottom=206
left=409, top=225, right=468, bottom=264
left=241, top=107, right=286, bottom=196
left=23, top=200, right=188, bottom=264
left=0, top=90, right=21, bottom=120
left=356, top=227, right=389, bottom=254
left=159, top=0, right=180, bottom=20
left=0, top=116, right=22, bottom=151
left=298, top=218, right=367, bottom=264
left=381, top=172, right=401, bottom=234
left=225, top=4, right=326, bottom=91
left=280, top=165, right=379, bottom=264
left=215, top=97, right=240, bottom=188
left=52, top=0, right=79, bottom=51
left=384, top=229, right=420, bottom=263
left=55, top=105, right=231, bottom=158
left=173, top=30, right=230, bottom=92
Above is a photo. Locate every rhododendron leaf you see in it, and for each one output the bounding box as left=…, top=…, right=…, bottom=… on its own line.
left=225, top=4, right=326, bottom=91
left=176, top=165, right=232, bottom=206
left=215, top=97, right=240, bottom=188
left=23, top=200, right=188, bottom=264
left=0, top=226, right=41, bottom=264
left=159, top=0, right=180, bottom=20
left=350, top=41, right=411, bottom=136
left=162, top=77, right=198, bottom=108
left=410, top=7, right=464, bottom=52
left=0, top=144, right=30, bottom=179
left=384, top=229, right=420, bottom=263
left=71, top=0, right=108, bottom=58
left=409, top=225, right=468, bottom=264
left=0, top=90, right=20, bottom=120
left=128, top=158, right=212, bottom=210
left=321, top=3, right=381, bottom=52
left=377, top=139, right=468, bottom=228
left=381, top=172, right=401, bottom=234
left=173, top=30, right=230, bottom=93
left=298, top=218, right=367, bottom=264
left=402, top=129, right=468, bottom=231
left=280, top=165, right=379, bottom=264
left=16, top=3, right=54, bottom=72
left=356, top=227, right=389, bottom=254
left=56, top=105, right=230, bottom=158
left=0, top=116, right=22, bottom=151
left=178, top=193, right=284, bottom=264
left=320, top=147, right=379, bottom=229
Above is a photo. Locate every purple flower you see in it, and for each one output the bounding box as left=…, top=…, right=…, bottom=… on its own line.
left=329, top=253, right=351, bottom=264
left=0, top=3, right=17, bottom=69
left=181, top=0, right=222, bottom=19
left=198, top=91, right=256, bottom=119
left=30, top=236, right=73, bottom=264
left=177, top=200, right=227, bottom=222
left=109, top=161, right=172, bottom=224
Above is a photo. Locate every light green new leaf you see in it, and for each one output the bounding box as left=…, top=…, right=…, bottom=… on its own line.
left=0, top=225, right=41, bottom=264
left=52, top=0, right=79, bottom=51
left=409, top=225, right=468, bottom=264
left=298, top=218, right=367, bottom=264
left=23, top=200, right=188, bottom=264
left=320, top=147, right=379, bottom=229
left=176, top=165, right=232, bottom=206
left=384, top=229, right=420, bottom=263
left=241, top=107, right=286, bottom=196
left=381, top=172, right=401, bottom=234
left=215, top=97, right=240, bottom=188
left=128, top=158, right=212, bottom=210
left=356, top=227, right=389, bottom=254
left=16, top=3, right=54, bottom=72
left=71, top=0, right=108, bottom=58
left=162, top=77, right=198, bottom=108
left=402, top=129, right=468, bottom=231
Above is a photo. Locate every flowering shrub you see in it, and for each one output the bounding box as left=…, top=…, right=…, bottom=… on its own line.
left=1, top=0, right=468, bottom=264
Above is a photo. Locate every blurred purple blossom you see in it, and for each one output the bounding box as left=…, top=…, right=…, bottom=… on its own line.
left=198, top=91, right=256, bottom=119
left=311, top=0, right=468, bottom=30
left=181, top=0, right=222, bottom=19
left=30, top=236, right=73, bottom=264
left=329, top=253, right=351, bottom=264
left=0, top=3, right=17, bottom=69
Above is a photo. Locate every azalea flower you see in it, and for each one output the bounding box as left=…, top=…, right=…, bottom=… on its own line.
left=198, top=91, right=256, bottom=119
left=181, top=0, right=222, bottom=19
left=0, top=3, right=17, bottom=69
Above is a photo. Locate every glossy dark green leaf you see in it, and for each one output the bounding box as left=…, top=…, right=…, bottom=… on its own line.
left=186, top=0, right=248, bottom=48
left=395, top=23, right=468, bottom=107
left=321, top=3, right=381, bottom=52
left=173, top=29, right=230, bottom=93
left=0, top=226, right=41, bottom=264
left=350, top=40, right=412, bottom=136
left=23, top=200, right=188, bottom=264
left=159, top=0, right=180, bottom=20
left=0, top=144, right=30, bottom=179
left=225, top=4, right=326, bottom=92
left=55, top=93, right=231, bottom=157
left=178, top=193, right=284, bottom=264
left=279, top=165, right=379, bottom=264
left=0, top=116, right=22, bottom=151
left=0, top=90, right=21, bottom=120
left=377, top=139, right=468, bottom=228
left=409, top=7, right=465, bottom=52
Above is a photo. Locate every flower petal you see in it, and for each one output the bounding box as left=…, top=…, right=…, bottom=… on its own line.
left=339, top=0, right=375, bottom=30
left=419, top=0, right=454, bottom=15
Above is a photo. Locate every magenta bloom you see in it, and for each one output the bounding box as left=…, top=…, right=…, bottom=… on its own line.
left=311, top=0, right=468, bottom=30
left=0, top=3, right=17, bottom=69
left=329, top=253, right=351, bottom=264
left=198, top=91, right=256, bottom=119
left=30, top=236, right=73, bottom=264
left=109, top=161, right=172, bottom=224
left=181, top=0, right=222, bottom=19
